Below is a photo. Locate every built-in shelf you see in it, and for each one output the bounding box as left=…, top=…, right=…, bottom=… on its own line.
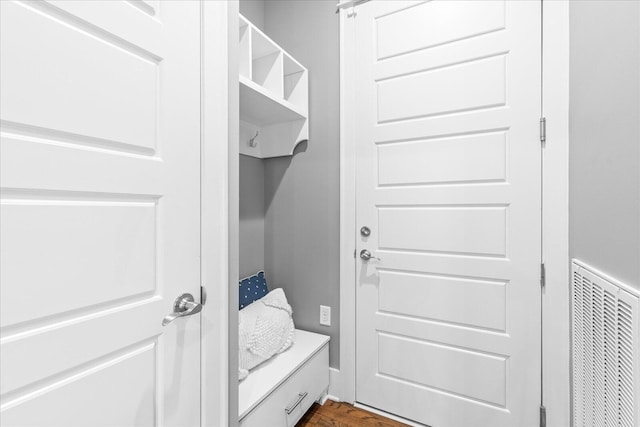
left=240, top=76, right=305, bottom=125
left=239, top=14, right=309, bottom=159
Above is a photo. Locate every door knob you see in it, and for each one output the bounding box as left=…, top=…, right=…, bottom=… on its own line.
left=360, top=249, right=380, bottom=261
left=360, top=226, right=371, bottom=237
left=162, top=293, right=202, bottom=326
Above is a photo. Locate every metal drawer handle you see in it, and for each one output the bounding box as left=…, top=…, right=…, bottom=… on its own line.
left=284, top=392, right=308, bottom=415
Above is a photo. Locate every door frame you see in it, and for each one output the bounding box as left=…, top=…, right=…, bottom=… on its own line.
left=201, top=1, right=239, bottom=426
left=337, top=2, right=570, bottom=426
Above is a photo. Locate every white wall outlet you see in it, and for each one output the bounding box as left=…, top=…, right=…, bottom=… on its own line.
left=319, top=305, right=331, bottom=326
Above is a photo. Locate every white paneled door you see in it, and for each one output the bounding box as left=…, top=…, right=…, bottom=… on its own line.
left=1, top=1, right=202, bottom=426
left=354, top=1, right=541, bottom=426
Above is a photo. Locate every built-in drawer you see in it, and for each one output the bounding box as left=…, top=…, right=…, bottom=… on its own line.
left=239, top=343, right=329, bottom=427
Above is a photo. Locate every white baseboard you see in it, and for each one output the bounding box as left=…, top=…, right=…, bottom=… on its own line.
left=354, top=403, right=426, bottom=427
left=327, top=369, right=422, bottom=426
left=328, top=367, right=342, bottom=402
left=320, top=393, right=341, bottom=405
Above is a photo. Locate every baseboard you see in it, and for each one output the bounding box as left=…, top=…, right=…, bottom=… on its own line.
left=354, top=403, right=426, bottom=427
left=328, top=367, right=342, bottom=401
left=320, top=393, right=340, bottom=405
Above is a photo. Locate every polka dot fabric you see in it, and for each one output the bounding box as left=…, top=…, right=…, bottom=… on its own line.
left=239, top=271, right=269, bottom=310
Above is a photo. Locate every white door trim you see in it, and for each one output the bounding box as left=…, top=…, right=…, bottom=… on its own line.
left=337, top=2, right=358, bottom=403
left=201, top=1, right=239, bottom=426
left=337, top=2, right=571, bottom=421
left=541, top=1, right=570, bottom=426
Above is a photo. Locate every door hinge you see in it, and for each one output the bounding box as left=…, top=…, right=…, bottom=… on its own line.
left=201, top=286, right=207, bottom=305
left=540, top=263, right=546, bottom=289
left=540, top=117, right=546, bottom=145
left=540, top=404, right=547, bottom=427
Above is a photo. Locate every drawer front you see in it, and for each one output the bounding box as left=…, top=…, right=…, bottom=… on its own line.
left=240, top=345, right=329, bottom=427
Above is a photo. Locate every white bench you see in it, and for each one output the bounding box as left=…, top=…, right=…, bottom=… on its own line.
left=239, top=329, right=330, bottom=427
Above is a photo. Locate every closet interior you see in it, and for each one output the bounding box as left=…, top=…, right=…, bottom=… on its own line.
left=236, top=11, right=330, bottom=427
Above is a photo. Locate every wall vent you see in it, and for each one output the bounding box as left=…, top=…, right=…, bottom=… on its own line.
left=572, top=260, right=640, bottom=427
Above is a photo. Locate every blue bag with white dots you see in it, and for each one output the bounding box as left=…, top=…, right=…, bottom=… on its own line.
left=239, top=271, right=269, bottom=310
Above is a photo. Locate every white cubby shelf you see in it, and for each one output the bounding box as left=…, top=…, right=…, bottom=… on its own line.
left=239, top=14, right=309, bottom=159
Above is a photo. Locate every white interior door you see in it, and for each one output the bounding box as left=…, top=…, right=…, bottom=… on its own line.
left=354, top=1, right=542, bottom=426
left=0, top=1, right=202, bottom=425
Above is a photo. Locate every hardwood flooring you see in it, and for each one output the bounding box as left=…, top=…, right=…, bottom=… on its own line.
left=296, top=400, right=409, bottom=427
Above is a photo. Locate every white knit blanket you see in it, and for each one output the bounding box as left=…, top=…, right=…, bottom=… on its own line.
left=238, top=288, right=295, bottom=381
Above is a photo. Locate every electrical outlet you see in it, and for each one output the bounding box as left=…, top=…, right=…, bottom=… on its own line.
left=319, top=305, right=331, bottom=326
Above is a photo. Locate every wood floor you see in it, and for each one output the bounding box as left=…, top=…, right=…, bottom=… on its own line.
left=296, top=400, right=409, bottom=427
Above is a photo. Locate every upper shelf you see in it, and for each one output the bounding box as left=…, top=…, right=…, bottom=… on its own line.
left=240, top=76, right=305, bottom=126
left=239, top=14, right=309, bottom=158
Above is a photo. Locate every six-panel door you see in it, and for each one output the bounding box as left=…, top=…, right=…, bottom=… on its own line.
left=0, top=1, right=202, bottom=425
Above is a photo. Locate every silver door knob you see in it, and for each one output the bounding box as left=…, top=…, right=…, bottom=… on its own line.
left=360, top=249, right=380, bottom=261
left=162, top=293, right=202, bottom=326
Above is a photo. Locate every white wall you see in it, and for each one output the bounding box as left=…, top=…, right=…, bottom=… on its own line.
left=569, top=0, right=640, bottom=291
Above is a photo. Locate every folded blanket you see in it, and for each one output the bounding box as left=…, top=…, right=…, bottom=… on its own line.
left=239, top=288, right=295, bottom=380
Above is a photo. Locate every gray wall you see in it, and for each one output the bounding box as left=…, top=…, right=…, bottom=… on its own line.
left=239, top=156, right=265, bottom=278
left=239, top=0, right=264, bottom=30
left=570, top=0, right=640, bottom=291
left=237, top=0, right=341, bottom=368
left=263, top=0, right=341, bottom=368
left=238, top=0, right=266, bottom=279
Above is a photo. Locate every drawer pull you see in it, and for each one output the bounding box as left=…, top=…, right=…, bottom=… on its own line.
left=285, top=392, right=308, bottom=415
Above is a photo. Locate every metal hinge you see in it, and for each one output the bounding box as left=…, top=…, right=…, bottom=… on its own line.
left=540, top=263, right=546, bottom=289
left=336, top=0, right=368, bottom=15
left=201, top=286, right=207, bottom=305
left=540, top=117, right=546, bottom=145
left=540, top=405, right=547, bottom=427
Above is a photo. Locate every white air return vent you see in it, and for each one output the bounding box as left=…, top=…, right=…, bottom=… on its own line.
left=572, top=260, right=640, bottom=427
